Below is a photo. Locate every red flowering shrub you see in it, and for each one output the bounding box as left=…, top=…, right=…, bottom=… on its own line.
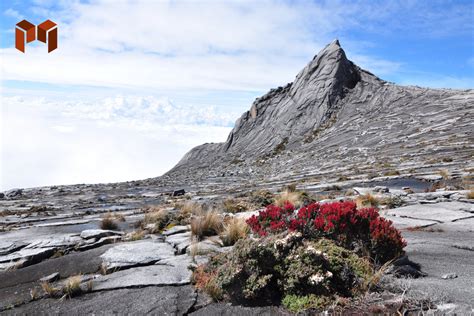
left=246, top=201, right=295, bottom=236
left=246, top=200, right=406, bottom=263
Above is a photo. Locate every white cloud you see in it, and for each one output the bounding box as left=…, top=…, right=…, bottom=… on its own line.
left=1, top=0, right=401, bottom=92
left=3, top=8, right=24, bottom=20
left=0, top=95, right=234, bottom=190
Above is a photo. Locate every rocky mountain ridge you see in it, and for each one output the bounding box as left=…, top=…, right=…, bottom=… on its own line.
left=165, top=40, right=473, bottom=183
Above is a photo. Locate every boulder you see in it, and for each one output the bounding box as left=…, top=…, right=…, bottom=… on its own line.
left=40, top=272, right=60, bottom=283
left=441, top=273, right=458, bottom=280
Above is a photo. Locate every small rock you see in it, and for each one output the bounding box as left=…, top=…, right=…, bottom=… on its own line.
left=6, top=189, right=22, bottom=198
left=76, top=236, right=121, bottom=251
left=374, top=186, right=389, bottom=193
left=418, top=175, right=443, bottom=181
left=441, top=273, right=458, bottom=279
left=162, top=225, right=190, bottom=236
left=40, top=272, right=60, bottom=283
left=172, top=189, right=186, bottom=197
left=186, top=241, right=222, bottom=256
left=144, top=224, right=156, bottom=231
left=80, top=229, right=123, bottom=239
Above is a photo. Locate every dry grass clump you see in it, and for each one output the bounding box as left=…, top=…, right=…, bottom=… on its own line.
left=114, top=213, right=126, bottom=222
left=62, top=275, right=83, bottom=298
left=41, top=281, right=60, bottom=297
left=466, top=188, right=474, bottom=199
left=222, top=198, right=249, bottom=213
left=175, top=201, right=202, bottom=224
left=439, top=169, right=450, bottom=180
left=355, top=193, right=380, bottom=208
left=406, top=226, right=443, bottom=232
left=285, top=183, right=297, bottom=192
left=383, top=170, right=400, bottom=176
left=364, top=259, right=394, bottom=292
left=128, top=230, right=145, bottom=241
left=100, top=213, right=118, bottom=230
left=275, top=190, right=303, bottom=208
left=191, top=210, right=223, bottom=241
left=345, top=189, right=356, bottom=196
left=250, top=190, right=274, bottom=207
left=425, top=181, right=444, bottom=192
left=30, top=287, right=39, bottom=300
left=192, top=265, right=223, bottom=301
left=380, top=196, right=404, bottom=209
left=144, top=208, right=171, bottom=233
left=220, top=217, right=249, bottom=246
left=338, top=175, right=350, bottom=182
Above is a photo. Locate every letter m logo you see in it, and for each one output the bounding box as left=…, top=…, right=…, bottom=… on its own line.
left=15, top=19, right=58, bottom=53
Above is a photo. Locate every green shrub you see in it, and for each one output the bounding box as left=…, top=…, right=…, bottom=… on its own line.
left=193, top=232, right=373, bottom=307
left=282, top=294, right=330, bottom=313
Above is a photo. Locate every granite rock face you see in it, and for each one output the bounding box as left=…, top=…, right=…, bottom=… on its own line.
left=165, top=40, right=473, bottom=182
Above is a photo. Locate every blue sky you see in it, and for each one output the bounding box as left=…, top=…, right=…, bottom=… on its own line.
left=1, top=0, right=473, bottom=190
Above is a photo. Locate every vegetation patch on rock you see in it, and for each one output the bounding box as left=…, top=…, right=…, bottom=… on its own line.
left=246, top=200, right=405, bottom=264
left=193, top=200, right=407, bottom=313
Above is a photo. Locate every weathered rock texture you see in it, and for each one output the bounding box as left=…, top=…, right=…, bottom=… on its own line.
left=165, top=40, right=473, bottom=183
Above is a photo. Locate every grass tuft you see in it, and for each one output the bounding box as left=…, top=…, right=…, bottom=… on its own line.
left=439, top=169, right=450, bottom=180
left=143, top=207, right=171, bottom=233
left=355, top=193, right=380, bottom=208
left=274, top=191, right=303, bottom=208
left=222, top=198, right=249, bottom=213
left=41, top=281, right=60, bottom=298
left=383, top=170, right=400, bottom=176
left=191, top=209, right=223, bottom=240
left=62, top=275, right=82, bottom=298
left=128, top=230, right=145, bottom=241
left=175, top=201, right=201, bottom=224
left=30, top=287, right=39, bottom=301
left=100, top=213, right=118, bottom=230
left=220, top=217, right=249, bottom=246
left=467, top=188, right=474, bottom=199
left=380, top=196, right=404, bottom=209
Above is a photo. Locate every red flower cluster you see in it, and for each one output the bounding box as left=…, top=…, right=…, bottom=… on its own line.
left=246, top=201, right=296, bottom=236
left=246, top=200, right=406, bottom=263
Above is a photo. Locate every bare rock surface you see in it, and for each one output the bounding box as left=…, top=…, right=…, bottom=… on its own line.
left=386, top=201, right=473, bottom=223
left=190, top=303, right=288, bottom=315
left=100, top=240, right=175, bottom=271
left=92, top=255, right=193, bottom=291
left=0, top=245, right=112, bottom=310
left=3, top=286, right=197, bottom=315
